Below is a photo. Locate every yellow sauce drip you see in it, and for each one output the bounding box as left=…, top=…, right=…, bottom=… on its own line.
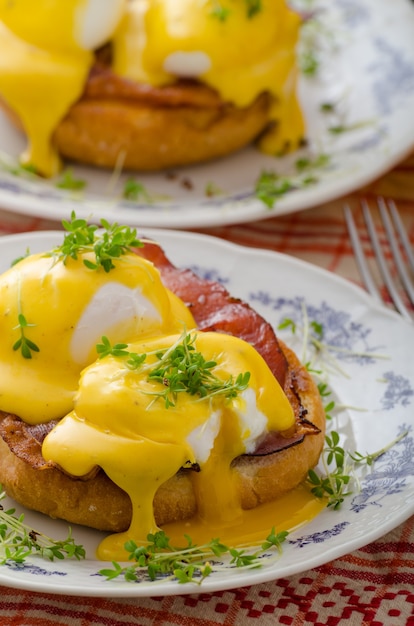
left=0, top=0, right=95, bottom=176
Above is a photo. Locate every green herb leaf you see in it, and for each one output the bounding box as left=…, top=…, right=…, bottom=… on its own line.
left=210, top=0, right=262, bottom=20
left=254, top=161, right=324, bottom=209
left=300, top=50, right=319, bottom=76
left=96, top=336, right=130, bottom=359
left=11, top=248, right=31, bottom=267
left=12, top=313, right=40, bottom=359
left=307, top=430, right=409, bottom=509
left=245, top=0, right=262, bottom=18
left=56, top=169, right=86, bottom=191
left=98, top=528, right=288, bottom=584
left=255, top=171, right=294, bottom=208
left=123, top=179, right=153, bottom=202
left=205, top=181, right=223, bottom=197
left=47, top=211, right=143, bottom=272
left=210, top=2, right=230, bottom=21
left=144, top=331, right=251, bottom=408
left=0, top=486, right=85, bottom=564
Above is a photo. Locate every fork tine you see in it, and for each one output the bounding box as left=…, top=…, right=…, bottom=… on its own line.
left=361, top=199, right=412, bottom=320
left=343, top=203, right=382, bottom=303
left=344, top=202, right=414, bottom=321
left=377, top=197, right=414, bottom=305
left=387, top=198, right=414, bottom=272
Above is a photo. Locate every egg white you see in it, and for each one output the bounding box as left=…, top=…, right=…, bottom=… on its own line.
left=75, top=0, right=126, bottom=50
left=70, top=282, right=162, bottom=364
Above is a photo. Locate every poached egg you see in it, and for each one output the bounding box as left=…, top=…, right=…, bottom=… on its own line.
left=41, top=330, right=295, bottom=560
left=0, top=243, right=194, bottom=423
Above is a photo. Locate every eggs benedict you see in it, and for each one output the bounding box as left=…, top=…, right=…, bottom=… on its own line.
left=0, top=0, right=305, bottom=177
left=0, top=217, right=325, bottom=561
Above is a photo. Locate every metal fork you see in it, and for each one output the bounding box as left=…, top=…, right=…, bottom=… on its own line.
left=344, top=198, right=414, bottom=322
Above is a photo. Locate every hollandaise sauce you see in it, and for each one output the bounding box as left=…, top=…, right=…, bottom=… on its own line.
left=41, top=331, right=306, bottom=561
left=113, top=0, right=305, bottom=154
left=162, top=485, right=326, bottom=552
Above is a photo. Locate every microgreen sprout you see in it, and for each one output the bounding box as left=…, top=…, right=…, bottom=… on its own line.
left=47, top=211, right=143, bottom=272
left=11, top=248, right=31, bottom=267
left=96, top=336, right=147, bottom=370
left=98, top=528, right=288, bottom=584
left=96, top=331, right=251, bottom=408
left=122, top=179, right=153, bottom=203
left=210, top=1, right=230, bottom=21
left=245, top=0, right=262, bottom=18
left=255, top=171, right=294, bottom=208
left=12, top=313, right=39, bottom=359
left=295, top=154, right=330, bottom=172
left=205, top=181, right=223, bottom=197
left=0, top=486, right=85, bottom=564
left=300, top=50, right=319, bottom=76
left=308, top=430, right=409, bottom=510
left=96, top=336, right=130, bottom=359
left=297, top=1, right=336, bottom=79
left=317, top=382, right=335, bottom=420
left=210, top=0, right=262, bottom=21
left=254, top=153, right=329, bottom=209
left=0, top=152, right=40, bottom=178
left=318, top=97, right=374, bottom=136
left=277, top=304, right=388, bottom=379
left=145, top=332, right=250, bottom=408
left=55, top=169, right=86, bottom=191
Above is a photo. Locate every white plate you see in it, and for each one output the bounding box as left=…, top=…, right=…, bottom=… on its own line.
left=1, top=0, right=414, bottom=228
left=0, top=229, right=413, bottom=597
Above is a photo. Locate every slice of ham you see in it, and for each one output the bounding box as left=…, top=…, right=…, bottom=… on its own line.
left=86, top=63, right=224, bottom=109
left=136, top=241, right=288, bottom=388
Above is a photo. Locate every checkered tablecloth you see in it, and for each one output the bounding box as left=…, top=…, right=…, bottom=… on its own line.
left=0, top=152, right=413, bottom=625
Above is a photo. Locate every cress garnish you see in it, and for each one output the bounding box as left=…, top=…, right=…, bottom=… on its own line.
left=122, top=178, right=153, bottom=202
left=12, top=313, right=40, bottom=360
left=55, top=169, right=86, bottom=191
left=254, top=154, right=330, bottom=209
left=0, top=486, right=85, bottom=564
left=211, top=0, right=262, bottom=21
left=98, top=528, right=287, bottom=584
left=46, top=212, right=143, bottom=272
left=96, top=330, right=251, bottom=409
left=308, top=430, right=409, bottom=510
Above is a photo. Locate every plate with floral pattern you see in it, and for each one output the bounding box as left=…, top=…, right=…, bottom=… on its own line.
left=1, top=0, right=414, bottom=228
left=0, top=228, right=413, bottom=597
